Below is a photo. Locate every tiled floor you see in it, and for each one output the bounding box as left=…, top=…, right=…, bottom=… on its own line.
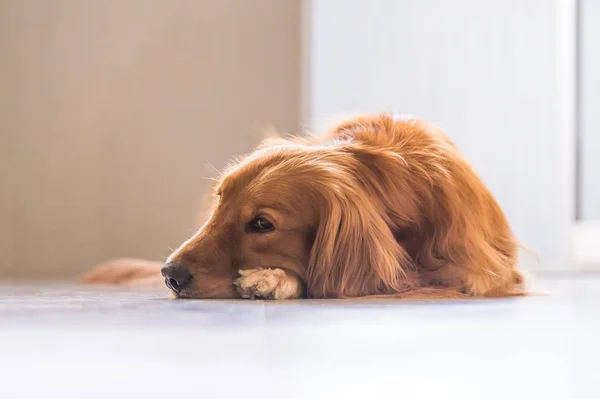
left=0, top=275, right=598, bottom=399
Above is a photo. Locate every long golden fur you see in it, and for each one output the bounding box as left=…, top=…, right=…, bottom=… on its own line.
left=84, top=114, right=525, bottom=299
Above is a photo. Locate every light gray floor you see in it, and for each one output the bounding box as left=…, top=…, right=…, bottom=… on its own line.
left=0, top=275, right=598, bottom=399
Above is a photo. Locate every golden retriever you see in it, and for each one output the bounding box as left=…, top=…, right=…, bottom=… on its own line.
left=84, top=114, right=525, bottom=299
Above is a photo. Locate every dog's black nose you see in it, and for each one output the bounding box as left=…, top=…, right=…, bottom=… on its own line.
left=161, top=262, right=193, bottom=293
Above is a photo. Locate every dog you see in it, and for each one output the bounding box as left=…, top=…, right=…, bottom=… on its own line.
left=84, top=114, right=525, bottom=299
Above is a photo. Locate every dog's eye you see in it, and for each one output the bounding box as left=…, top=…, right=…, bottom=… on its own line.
left=247, top=217, right=275, bottom=233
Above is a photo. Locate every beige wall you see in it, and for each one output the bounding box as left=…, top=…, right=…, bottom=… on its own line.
left=0, top=0, right=301, bottom=280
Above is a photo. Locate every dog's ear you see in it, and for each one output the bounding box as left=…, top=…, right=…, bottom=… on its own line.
left=307, top=175, right=415, bottom=298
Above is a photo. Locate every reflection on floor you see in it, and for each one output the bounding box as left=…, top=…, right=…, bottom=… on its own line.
left=0, top=275, right=598, bottom=399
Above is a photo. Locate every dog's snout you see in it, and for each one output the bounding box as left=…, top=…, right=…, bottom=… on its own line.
left=161, top=262, right=193, bottom=293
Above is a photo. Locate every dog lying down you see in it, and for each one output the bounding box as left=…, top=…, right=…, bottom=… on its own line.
left=84, top=114, right=525, bottom=300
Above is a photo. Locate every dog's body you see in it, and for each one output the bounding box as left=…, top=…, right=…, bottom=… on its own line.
left=84, top=114, right=524, bottom=299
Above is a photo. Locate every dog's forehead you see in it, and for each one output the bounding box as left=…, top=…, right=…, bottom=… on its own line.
left=219, top=144, right=333, bottom=204
left=220, top=146, right=302, bottom=193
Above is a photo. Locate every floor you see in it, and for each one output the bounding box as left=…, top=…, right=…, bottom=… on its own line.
left=0, top=276, right=598, bottom=399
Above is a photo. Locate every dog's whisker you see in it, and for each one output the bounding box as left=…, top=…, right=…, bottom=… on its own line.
left=204, top=160, right=220, bottom=175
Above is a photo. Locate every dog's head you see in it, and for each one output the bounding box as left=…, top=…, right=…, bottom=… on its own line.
left=163, top=126, right=415, bottom=299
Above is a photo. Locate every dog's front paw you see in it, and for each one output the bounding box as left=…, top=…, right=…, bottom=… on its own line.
left=234, top=268, right=303, bottom=300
